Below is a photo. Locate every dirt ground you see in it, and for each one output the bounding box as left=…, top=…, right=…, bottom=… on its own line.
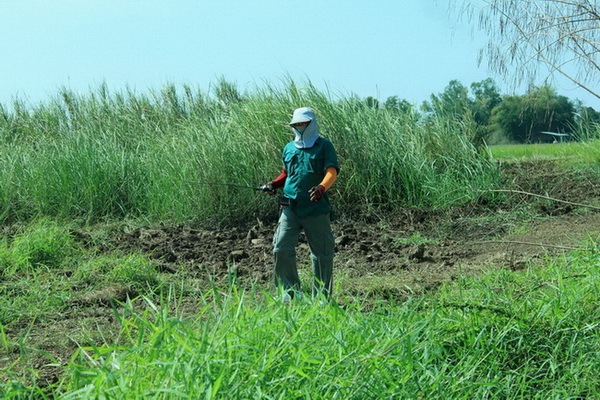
left=4, top=159, right=600, bottom=389
left=112, top=159, right=600, bottom=297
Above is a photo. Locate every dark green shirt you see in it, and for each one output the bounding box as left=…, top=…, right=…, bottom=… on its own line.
left=282, top=138, right=339, bottom=217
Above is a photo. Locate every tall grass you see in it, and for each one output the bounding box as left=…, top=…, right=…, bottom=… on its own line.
left=0, top=80, right=499, bottom=225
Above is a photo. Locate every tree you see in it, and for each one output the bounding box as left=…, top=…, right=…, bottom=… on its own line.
left=422, top=79, right=472, bottom=117
left=573, top=100, right=600, bottom=139
left=470, top=78, right=502, bottom=126
left=491, top=85, right=576, bottom=143
left=462, top=0, right=600, bottom=100
left=579, top=105, right=600, bottom=124
left=422, top=78, right=499, bottom=127
left=470, top=78, right=503, bottom=144
left=384, top=96, right=415, bottom=114
left=365, top=96, right=380, bottom=109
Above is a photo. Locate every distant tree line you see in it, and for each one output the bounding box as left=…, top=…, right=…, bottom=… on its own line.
left=365, top=78, right=600, bottom=144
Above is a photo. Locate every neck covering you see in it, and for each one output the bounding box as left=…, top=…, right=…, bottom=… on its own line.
left=290, top=107, right=320, bottom=149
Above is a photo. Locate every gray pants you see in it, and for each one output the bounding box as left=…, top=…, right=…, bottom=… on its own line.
left=273, top=207, right=334, bottom=297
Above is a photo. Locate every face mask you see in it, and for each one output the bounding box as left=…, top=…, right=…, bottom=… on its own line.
left=293, top=124, right=308, bottom=135
left=292, top=123, right=310, bottom=148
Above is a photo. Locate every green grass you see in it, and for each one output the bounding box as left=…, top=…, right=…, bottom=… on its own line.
left=392, top=232, right=440, bottom=245
left=0, top=218, right=159, bottom=326
left=489, top=139, right=600, bottom=166
left=0, top=81, right=500, bottom=226
left=1, top=231, right=599, bottom=398
left=75, top=253, right=159, bottom=288
left=10, top=244, right=600, bottom=398
left=7, top=219, right=77, bottom=272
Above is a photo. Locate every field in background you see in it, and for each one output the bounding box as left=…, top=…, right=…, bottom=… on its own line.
left=490, top=139, right=600, bottom=166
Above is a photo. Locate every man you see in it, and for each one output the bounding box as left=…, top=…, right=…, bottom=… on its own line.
left=260, top=107, right=339, bottom=302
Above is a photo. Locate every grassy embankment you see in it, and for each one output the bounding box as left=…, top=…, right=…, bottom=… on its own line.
left=1, top=83, right=599, bottom=398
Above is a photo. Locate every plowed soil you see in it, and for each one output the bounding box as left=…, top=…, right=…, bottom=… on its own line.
left=112, top=160, right=600, bottom=298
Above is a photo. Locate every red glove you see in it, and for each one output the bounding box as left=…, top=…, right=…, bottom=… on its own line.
left=309, top=185, right=326, bottom=202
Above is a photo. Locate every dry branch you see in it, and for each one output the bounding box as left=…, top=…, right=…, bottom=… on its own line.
left=474, top=188, right=600, bottom=211
left=471, top=240, right=579, bottom=250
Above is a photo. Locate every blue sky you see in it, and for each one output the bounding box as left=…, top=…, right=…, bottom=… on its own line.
left=1, top=0, right=598, bottom=109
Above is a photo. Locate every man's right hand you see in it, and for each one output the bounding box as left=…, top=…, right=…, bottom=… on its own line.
left=258, top=183, right=276, bottom=195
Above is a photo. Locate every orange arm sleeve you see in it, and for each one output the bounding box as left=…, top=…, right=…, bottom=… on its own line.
left=319, top=166, right=338, bottom=191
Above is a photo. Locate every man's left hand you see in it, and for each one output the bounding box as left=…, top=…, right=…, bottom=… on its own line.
left=309, top=185, right=326, bottom=202
left=258, top=183, right=276, bottom=195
